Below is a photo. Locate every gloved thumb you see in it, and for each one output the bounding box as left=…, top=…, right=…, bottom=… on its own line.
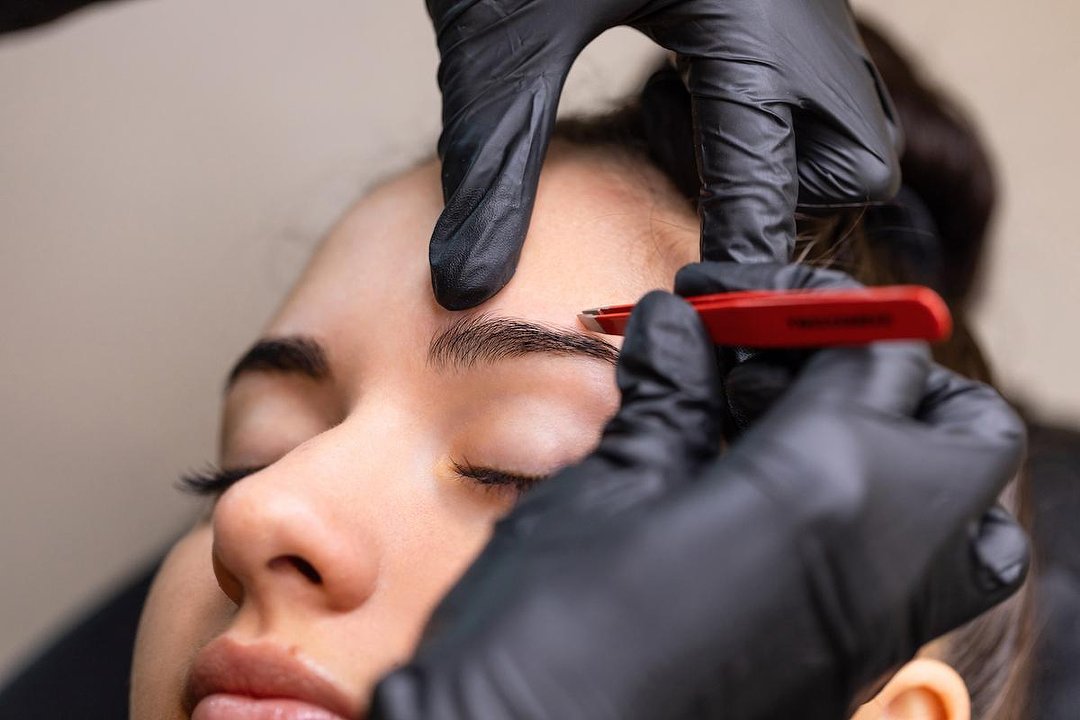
left=589, top=291, right=723, bottom=503
left=604, top=289, right=721, bottom=464
left=429, top=31, right=575, bottom=309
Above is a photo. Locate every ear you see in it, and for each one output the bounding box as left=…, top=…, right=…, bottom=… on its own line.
left=850, top=658, right=970, bottom=720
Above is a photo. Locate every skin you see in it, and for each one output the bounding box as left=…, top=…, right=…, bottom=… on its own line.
left=130, top=143, right=966, bottom=719
left=131, top=144, right=697, bottom=718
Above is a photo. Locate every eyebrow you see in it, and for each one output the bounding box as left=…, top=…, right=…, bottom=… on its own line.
left=428, top=313, right=619, bottom=370
left=225, top=316, right=617, bottom=390
left=225, top=336, right=330, bottom=390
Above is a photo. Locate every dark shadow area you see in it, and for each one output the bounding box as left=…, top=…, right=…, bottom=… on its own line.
left=1029, top=423, right=1080, bottom=720
left=0, top=556, right=159, bottom=719
left=0, top=0, right=126, bottom=35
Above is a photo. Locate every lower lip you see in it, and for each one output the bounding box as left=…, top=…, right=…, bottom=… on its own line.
left=191, top=694, right=351, bottom=720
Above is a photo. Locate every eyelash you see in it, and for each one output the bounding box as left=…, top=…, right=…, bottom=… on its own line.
left=450, top=459, right=550, bottom=495
left=178, top=465, right=265, bottom=496
left=178, top=462, right=551, bottom=497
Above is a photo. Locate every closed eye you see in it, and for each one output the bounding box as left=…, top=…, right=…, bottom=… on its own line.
left=451, top=459, right=551, bottom=494
left=178, top=464, right=267, bottom=496
left=178, top=461, right=553, bottom=499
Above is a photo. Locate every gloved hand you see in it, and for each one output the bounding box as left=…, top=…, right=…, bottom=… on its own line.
left=370, top=273, right=1028, bottom=719
left=675, top=260, right=866, bottom=438
left=425, top=0, right=900, bottom=309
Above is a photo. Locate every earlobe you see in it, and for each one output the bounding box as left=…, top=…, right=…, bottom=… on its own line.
left=850, top=658, right=970, bottom=720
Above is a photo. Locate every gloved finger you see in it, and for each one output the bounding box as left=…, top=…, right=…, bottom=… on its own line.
left=674, top=261, right=860, bottom=436
left=427, top=4, right=579, bottom=310
left=511, top=291, right=723, bottom=527
left=790, top=33, right=902, bottom=207
left=780, top=342, right=932, bottom=419
left=913, top=366, right=1027, bottom=506
left=613, top=289, right=721, bottom=444
left=595, top=290, right=724, bottom=486
left=674, top=261, right=860, bottom=298
left=874, top=368, right=1026, bottom=648
left=849, top=367, right=1026, bottom=678
left=795, top=106, right=902, bottom=207
left=681, top=56, right=798, bottom=265
left=970, top=505, right=1030, bottom=596
left=917, top=366, right=1024, bottom=440
left=901, top=505, right=1028, bottom=669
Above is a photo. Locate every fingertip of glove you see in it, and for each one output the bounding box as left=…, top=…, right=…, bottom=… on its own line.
left=431, top=266, right=504, bottom=310
left=973, top=506, right=1031, bottom=593
left=620, top=291, right=720, bottom=397
left=673, top=262, right=712, bottom=297
left=429, top=229, right=514, bottom=311
left=607, top=291, right=723, bottom=467
left=673, top=261, right=758, bottom=297
left=974, top=390, right=1028, bottom=455
left=626, top=290, right=705, bottom=342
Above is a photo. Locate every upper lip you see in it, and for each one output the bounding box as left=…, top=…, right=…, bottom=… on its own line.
left=185, top=636, right=357, bottom=718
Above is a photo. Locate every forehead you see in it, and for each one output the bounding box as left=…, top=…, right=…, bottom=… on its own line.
left=266, top=147, right=696, bottom=359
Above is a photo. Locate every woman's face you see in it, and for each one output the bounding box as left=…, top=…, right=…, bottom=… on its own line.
left=130, top=147, right=698, bottom=719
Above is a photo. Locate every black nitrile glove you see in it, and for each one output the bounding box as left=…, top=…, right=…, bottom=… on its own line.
left=370, top=285, right=1028, bottom=719
left=0, top=0, right=115, bottom=33
left=675, top=260, right=864, bottom=438
left=425, top=0, right=901, bottom=309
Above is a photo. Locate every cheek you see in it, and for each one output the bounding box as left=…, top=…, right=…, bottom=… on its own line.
left=367, top=484, right=508, bottom=663
left=130, top=525, right=233, bottom=720
left=384, top=482, right=502, bottom=610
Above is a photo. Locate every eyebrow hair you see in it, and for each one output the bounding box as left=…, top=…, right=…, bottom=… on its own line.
left=225, top=336, right=330, bottom=390
left=428, top=313, right=619, bottom=370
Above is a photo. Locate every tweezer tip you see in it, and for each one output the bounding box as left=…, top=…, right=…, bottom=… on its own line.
left=578, top=312, right=605, bottom=333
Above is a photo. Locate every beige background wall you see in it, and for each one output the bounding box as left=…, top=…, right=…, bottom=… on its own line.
left=1, top=0, right=1076, bottom=682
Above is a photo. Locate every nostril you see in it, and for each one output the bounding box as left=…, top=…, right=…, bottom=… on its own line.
left=291, top=557, right=322, bottom=584
left=269, top=555, right=323, bottom=585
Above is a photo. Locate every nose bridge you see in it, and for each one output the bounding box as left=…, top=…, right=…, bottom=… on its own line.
left=212, top=400, right=421, bottom=616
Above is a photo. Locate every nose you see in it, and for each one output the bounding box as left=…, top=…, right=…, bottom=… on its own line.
left=210, top=455, right=380, bottom=615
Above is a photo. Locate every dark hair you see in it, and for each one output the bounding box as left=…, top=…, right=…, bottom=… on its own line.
left=857, top=21, right=998, bottom=309
left=551, top=20, right=1032, bottom=720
